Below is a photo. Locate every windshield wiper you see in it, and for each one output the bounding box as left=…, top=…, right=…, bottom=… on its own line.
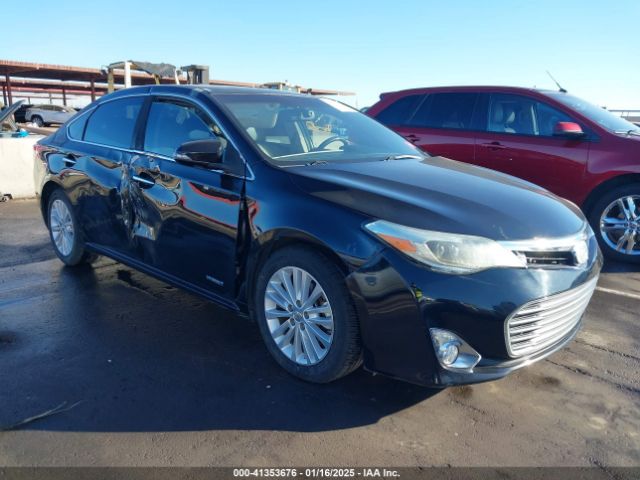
left=305, top=160, right=329, bottom=166
left=383, top=154, right=423, bottom=161
left=615, top=129, right=640, bottom=136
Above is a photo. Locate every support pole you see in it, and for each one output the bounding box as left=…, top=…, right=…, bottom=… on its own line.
left=5, top=73, right=12, bottom=105
left=124, top=61, right=131, bottom=88
left=62, top=86, right=67, bottom=106
left=107, top=68, right=114, bottom=93
left=90, top=79, right=96, bottom=101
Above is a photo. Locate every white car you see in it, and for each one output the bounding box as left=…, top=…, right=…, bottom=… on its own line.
left=25, top=104, right=76, bottom=127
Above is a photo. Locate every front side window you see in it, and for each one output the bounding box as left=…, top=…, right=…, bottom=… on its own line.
left=535, top=101, right=575, bottom=136
left=374, top=94, right=424, bottom=126
left=216, top=94, right=422, bottom=164
left=410, top=93, right=478, bottom=130
left=487, top=94, right=537, bottom=135
left=487, top=94, right=579, bottom=137
left=84, top=97, right=144, bottom=148
left=143, top=100, right=217, bottom=157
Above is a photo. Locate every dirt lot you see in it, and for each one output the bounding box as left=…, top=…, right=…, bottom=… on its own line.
left=0, top=199, right=638, bottom=467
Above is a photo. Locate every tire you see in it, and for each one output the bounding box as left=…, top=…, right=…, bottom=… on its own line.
left=31, top=115, right=44, bottom=127
left=47, top=190, right=96, bottom=266
left=253, top=246, right=362, bottom=383
left=587, top=183, right=640, bottom=263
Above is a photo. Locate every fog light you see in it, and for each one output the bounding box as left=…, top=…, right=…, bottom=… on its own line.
left=440, top=342, right=459, bottom=366
left=429, top=328, right=481, bottom=371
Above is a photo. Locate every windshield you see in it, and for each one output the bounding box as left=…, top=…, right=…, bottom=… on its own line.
left=215, top=94, right=424, bottom=164
left=547, top=92, right=640, bottom=134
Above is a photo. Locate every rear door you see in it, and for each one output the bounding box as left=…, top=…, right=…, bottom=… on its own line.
left=474, top=93, right=590, bottom=198
left=390, top=92, right=486, bottom=167
left=60, top=95, right=145, bottom=253
left=127, top=96, right=245, bottom=299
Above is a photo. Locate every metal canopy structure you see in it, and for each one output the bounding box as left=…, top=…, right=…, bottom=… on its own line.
left=0, top=59, right=355, bottom=106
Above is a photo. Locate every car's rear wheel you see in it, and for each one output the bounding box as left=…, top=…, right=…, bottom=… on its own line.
left=254, top=246, right=362, bottom=383
left=47, top=190, right=95, bottom=266
left=588, top=183, right=640, bottom=263
left=31, top=115, right=44, bottom=127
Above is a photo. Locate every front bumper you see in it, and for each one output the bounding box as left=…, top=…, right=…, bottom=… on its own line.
left=347, top=233, right=603, bottom=387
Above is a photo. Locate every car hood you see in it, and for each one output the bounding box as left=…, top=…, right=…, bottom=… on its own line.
left=287, top=156, right=585, bottom=241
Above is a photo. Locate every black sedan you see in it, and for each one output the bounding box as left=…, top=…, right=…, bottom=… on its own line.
left=33, top=85, right=602, bottom=386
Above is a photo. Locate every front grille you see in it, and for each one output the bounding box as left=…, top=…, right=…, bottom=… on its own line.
left=520, top=250, right=575, bottom=266
left=506, top=277, right=598, bottom=357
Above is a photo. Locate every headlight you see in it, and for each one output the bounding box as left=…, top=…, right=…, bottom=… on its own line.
left=365, top=220, right=526, bottom=274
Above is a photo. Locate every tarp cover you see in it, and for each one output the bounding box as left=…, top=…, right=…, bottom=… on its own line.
left=131, top=61, right=177, bottom=78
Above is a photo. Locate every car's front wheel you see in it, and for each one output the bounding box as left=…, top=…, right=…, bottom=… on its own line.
left=47, top=190, right=95, bottom=266
left=588, top=183, right=640, bottom=263
left=31, top=115, right=44, bottom=127
left=254, top=246, right=362, bottom=383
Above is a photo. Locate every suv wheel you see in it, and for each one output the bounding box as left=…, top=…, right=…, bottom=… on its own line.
left=588, top=183, right=640, bottom=263
left=47, top=190, right=95, bottom=266
left=254, top=246, right=362, bottom=383
left=31, top=115, right=44, bottom=127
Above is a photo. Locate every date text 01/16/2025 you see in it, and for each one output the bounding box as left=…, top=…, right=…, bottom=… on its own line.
left=233, top=468, right=400, bottom=478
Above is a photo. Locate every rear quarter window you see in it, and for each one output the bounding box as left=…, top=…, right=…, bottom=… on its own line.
left=67, top=113, right=89, bottom=140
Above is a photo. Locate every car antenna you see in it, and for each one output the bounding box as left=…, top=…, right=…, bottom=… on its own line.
left=546, top=70, right=567, bottom=93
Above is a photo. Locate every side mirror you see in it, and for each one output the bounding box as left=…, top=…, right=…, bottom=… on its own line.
left=553, top=121, right=585, bottom=138
left=175, top=138, right=224, bottom=169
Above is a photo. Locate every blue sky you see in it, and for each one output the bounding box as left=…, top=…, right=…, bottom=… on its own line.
left=4, top=0, right=639, bottom=109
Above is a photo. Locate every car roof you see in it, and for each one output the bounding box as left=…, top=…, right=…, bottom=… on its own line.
left=380, top=85, right=560, bottom=98
left=101, top=84, right=302, bottom=103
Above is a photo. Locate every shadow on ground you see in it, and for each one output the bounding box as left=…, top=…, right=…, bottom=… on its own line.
left=1, top=262, right=440, bottom=434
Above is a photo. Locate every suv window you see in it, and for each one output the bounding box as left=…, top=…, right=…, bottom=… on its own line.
left=84, top=97, right=143, bottom=148
left=374, top=94, right=424, bottom=126
left=143, top=99, right=217, bottom=157
left=410, top=93, right=478, bottom=130
left=487, top=93, right=577, bottom=137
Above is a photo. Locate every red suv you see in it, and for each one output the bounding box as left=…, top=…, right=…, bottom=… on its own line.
left=368, top=86, right=640, bottom=262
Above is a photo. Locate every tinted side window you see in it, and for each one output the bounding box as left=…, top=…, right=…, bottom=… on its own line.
left=410, top=93, right=478, bottom=130
left=84, top=97, right=143, bottom=148
left=143, top=100, right=215, bottom=157
left=374, top=94, right=423, bottom=126
left=67, top=113, right=88, bottom=140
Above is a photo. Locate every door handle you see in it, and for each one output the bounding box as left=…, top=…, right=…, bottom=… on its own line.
left=132, top=174, right=155, bottom=188
left=63, top=153, right=77, bottom=165
left=479, top=142, right=506, bottom=150
left=403, top=134, right=419, bottom=143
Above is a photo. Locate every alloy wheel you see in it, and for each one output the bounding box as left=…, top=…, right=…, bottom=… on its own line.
left=50, top=199, right=75, bottom=256
left=264, top=266, right=334, bottom=365
left=599, top=195, right=640, bottom=256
